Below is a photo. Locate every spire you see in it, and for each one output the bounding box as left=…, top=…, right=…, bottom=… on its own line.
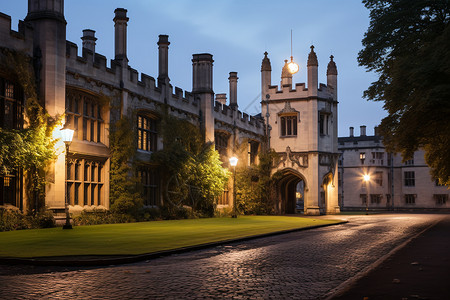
left=261, top=51, right=272, bottom=71
left=327, top=55, right=338, bottom=75
left=307, top=45, right=318, bottom=67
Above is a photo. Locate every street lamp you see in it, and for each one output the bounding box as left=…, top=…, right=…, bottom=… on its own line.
left=363, top=174, right=370, bottom=215
left=61, top=126, right=74, bottom=229
left=229, top=156, right=238, bottom=218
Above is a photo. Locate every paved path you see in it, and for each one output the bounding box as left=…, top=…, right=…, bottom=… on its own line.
left=0, top=214, right=445, bottom=299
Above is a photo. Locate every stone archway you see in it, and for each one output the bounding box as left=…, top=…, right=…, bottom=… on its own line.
left=321, top=173, right=334, bottom=214
left=276, top=169, right=307, bottom=214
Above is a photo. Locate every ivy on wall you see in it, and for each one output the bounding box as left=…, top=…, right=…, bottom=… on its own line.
left=0, top=48, right=59, bottom=213
left=151, top=108, right=229, bottom=217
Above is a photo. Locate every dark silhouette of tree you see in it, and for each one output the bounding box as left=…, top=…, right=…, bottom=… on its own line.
left=359, top=0, right=450, bottom=185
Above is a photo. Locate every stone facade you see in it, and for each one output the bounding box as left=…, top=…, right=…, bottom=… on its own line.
left=261, top=49, right=340, bottom=215
left=338, top=126, right=450, bottom=211
left=0, top=1, right=342, bottom=215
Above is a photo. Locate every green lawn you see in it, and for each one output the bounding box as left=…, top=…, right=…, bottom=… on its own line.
left=0, top=216, right=342, bottom=258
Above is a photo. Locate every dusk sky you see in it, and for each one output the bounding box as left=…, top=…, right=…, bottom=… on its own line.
left=3, top=0, right=385, bottom=137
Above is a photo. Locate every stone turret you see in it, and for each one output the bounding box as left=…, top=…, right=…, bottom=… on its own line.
left=261, top=51, right=272, bottom=97
left=307, top=45, right=318, bottom=96
left=229, top=71, right=238, bottom=109
left=280, top=59, right=292, bottom=87
left=113, top=8, right=128, bottom=62
left=327, top=55, right=338, bottom=100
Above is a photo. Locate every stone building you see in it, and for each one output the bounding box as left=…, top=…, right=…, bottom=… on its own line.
left=338, top=126, right=450, bottom=211
left=261, top=49, right=340, bottom=215
left=0, top=0, right=340, bottom=215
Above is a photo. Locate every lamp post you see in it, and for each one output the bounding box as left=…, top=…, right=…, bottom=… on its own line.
left=363, top=174, right=370, bottom=215
left=61, top=127, right=74, bottom=229
left=229, top=156, right=238, bottom=218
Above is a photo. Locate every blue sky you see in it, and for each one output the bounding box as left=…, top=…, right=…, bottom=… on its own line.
left=2, top=0, right=385, bottom=137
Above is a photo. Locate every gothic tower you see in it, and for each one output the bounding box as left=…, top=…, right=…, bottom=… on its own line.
left=25, top=0, right=67, bottom=209
left=261, top=47, right=340, bottom=215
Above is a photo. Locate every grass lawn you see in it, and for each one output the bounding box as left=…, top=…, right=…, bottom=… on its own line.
left=0, top=216, right=342, bottom=258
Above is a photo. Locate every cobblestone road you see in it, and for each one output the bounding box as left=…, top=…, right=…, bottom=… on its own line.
left=0, top=214, right=443, bottom=299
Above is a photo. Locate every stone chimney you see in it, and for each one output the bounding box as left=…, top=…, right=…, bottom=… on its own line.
left=215, top=93, right=227, bottom=105
left=360, top=125, right=366, bottom=136
left=192, top=53, right=214, bottom=93
left=374, top=126, right=380, bottom=136
left=350, top=126, right=354, bottom=137
left=157, top=34, right=170, bottom=81
left=229, top=72, right=238, bottom=109
left=81, top=29, right=97, bottom=53
left=113, top=8, right=128, bottom=61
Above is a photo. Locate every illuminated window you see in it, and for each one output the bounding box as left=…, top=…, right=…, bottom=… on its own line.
left=280, top=115, right=297, bottom=137
left=66, top=90, right=103, bottom=143
left=137, top=115, right=157, bottom=152
left=360, top=152, right=366, bottom=164
left=66, top=158, right=104, bottom=206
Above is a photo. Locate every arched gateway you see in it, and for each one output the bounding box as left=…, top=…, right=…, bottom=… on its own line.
left=261, top=48, right=340, bottom=215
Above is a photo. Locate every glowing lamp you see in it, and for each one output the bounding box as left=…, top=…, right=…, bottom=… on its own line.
left=363, top=174, right=370, bottom=182
left=287, top=56, right=299, bottom=74
left=229, top=156, right=238, bottom=167
left=60, top=128, right=74, bottom=144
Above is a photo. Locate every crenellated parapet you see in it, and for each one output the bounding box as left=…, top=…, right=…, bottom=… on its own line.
left=213, top=101, right=264, bottom=137
left=0, top=13, right=33, bottom=55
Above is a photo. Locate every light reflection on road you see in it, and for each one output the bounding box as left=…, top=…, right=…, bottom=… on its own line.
left=0, top=214, right=445, bottom=300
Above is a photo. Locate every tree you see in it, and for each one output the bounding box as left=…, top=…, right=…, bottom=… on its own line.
left=109, top=116, right=143, bottom=216
left=0, top=48, right=58, bottom=212
left=358, top=0, right=450, bottom=185
left=151, top=112, right=229, bottom=216
left=235, top=145, right=278, bottom=215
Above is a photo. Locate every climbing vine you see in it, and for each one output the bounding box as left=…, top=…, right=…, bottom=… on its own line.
left=108, top=113, right=143, bottom=217
left=0, top=48, right=59, bottom=213
left=151, top=108, right=229, bottom=217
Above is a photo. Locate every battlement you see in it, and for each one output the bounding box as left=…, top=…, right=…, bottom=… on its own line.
left=0, top=13, right=33, bottom=55
left=267, top=81, right=334, bottom=101
left=65, top=39, right=202, bottom=112
left=213, top=100, right=264, bottom=134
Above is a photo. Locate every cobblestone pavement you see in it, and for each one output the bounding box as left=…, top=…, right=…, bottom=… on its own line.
left=0, top=214, right=444, bottom=300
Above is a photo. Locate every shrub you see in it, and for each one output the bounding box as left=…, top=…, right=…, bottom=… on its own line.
left=0, top=208, right=55, bottom=231
left=27, top=209, right=55, bottom=229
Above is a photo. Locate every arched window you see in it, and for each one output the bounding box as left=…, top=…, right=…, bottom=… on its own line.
left=137, top=114, right=158, bottom=152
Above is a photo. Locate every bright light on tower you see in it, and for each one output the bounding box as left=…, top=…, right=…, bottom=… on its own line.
left=363, top=174, right=370, bottom=182
left=287, top=56, right=299, bottom=74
